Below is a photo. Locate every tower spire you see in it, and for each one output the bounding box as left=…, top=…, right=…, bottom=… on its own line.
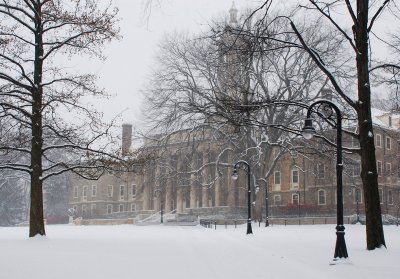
left=229, top=1, right=238, bottom=25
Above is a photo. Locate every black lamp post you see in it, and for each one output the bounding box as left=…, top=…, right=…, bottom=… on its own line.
left=232, top=160, right=253, bottom=235
left=301, top=100, right=348, bottom=260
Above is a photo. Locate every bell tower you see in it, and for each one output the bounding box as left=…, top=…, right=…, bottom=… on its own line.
left=216, top=2, right=252, bottom=105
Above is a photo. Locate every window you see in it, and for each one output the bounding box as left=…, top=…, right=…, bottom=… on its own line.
left=292, top=193, right=299, bottom=205
left=273, top=171, right=281, bottom=191
left=185, top=191, right=190, bottom=208
left=131, top=203, right=136, bottom=212
left=354, top=188, right=362, bottom=204
left=82, top=186, right=87, bottom=201
left=351, top=162, right=361, bottom=177
left=119, top=185, right=125, bottom=200
left=73, top=205, right=78, bottom=213
left=379, top=189, right=383, bottom=204
left=291, top=169, right=299, bottom=188
left=376, top=134, right=382, bottom=147
left=318, top=190, right=326, bottom=205
left=91, top=204, right=96, bottom=215
left=273, top=195, right=281, bottom=206
left=388, top=190, right=393, bottom=205
left=386, top=137, right=391, bottom=150
left=386, top=162, right=392, bottom=175
left=274, top=171, right=281, bottom=185
left=119, top=204, right=124, bottom=212
left=317, top=163, right=325, bottom=179
left=91, top=185, right=97, bottom=197
left=131, top=184, right=136, bottom=196
left=82, top=205, right=87, bottom=215
left=107, top=204, right=113, bottom=214
left=107, top=185, right=113, bottom=197
left=73, top=186, right=78, bottom=198
left=377, top=161, right=382, bottom=176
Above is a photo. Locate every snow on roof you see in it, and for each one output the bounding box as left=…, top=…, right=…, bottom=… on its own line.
left=371, top=107, right=400, bottom=129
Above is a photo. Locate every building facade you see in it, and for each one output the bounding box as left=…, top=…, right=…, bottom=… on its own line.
left=68, top=111, right=400, bottom=223
left=68, top=5, right=400, bottom=224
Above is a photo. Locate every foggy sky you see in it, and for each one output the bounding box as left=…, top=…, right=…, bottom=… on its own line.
left=90, top=0, right=255, bottom=125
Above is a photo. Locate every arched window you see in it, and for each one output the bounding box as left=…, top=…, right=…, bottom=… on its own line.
left=273, top=195, right=281, bottom=206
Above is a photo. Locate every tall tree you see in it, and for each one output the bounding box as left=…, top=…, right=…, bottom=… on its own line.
left=0, top=0, right=121, bottom=237
left=141, top=9, right=345, bottom=219
left=249, top=0, right=400, bottom=249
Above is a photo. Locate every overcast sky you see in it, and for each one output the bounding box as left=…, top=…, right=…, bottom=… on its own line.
left=88, top=0, right=394, bottom=127
left=89, top=0, right=257, bottom=125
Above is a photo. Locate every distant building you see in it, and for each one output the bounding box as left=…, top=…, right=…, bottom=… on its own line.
left=68, top=5, right=400, bottom=224
left=68, top=109, right=400, bottom=224
left=68, top=124, right=139, bottom=223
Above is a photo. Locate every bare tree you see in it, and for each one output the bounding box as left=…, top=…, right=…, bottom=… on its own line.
left=0, top=0, right=122, bottom=237
left=371, top=22, right=400, bottom=111
left=246, top=0, right=400, bottom=249
left=141, top=9, right=346, bottom=219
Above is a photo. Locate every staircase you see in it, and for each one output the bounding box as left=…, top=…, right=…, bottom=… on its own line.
left=136, top=209, right=198, bottom=226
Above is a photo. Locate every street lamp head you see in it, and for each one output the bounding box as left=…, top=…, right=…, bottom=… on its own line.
left=232, top=168, right=239, bottom=180
left=301, top=118, right=316, bottom=140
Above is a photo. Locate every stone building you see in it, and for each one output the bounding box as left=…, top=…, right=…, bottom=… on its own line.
left=68, top=123, right=138, bottom=222
left=68, top=109, right=400, bottom=224
left=68, top=4, right=400, bottom=224
left=267, top=108, right=400, bottom=221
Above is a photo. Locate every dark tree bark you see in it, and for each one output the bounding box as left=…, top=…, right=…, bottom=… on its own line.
left=29, top=0, right=45, bottom=237
left=0, top=0, right=122, bottom=237
left=216, top=0, right=392, bottom=250
left=285, top=0, right=388, bottom=249
left=354, top=0, right=386, bottom=249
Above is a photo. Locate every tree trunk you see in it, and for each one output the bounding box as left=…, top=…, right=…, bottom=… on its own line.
left=356, top=0, right=385, bottom=249
left=29, top=2, right=45, bottom=237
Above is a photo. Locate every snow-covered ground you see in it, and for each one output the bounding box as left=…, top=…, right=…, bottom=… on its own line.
left=0, top=224, right=399, bottom=279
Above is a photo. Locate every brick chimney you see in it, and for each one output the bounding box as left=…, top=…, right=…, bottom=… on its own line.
left=121, top=123, right=132, bottom=156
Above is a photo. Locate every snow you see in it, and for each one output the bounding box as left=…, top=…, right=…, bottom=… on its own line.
left=0, top=224, right=399, bottom=279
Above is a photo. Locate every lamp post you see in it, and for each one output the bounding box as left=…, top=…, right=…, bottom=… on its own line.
left=301, top=100, right=348, bottom=260
left=232, top=160, right=253, bottom=235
